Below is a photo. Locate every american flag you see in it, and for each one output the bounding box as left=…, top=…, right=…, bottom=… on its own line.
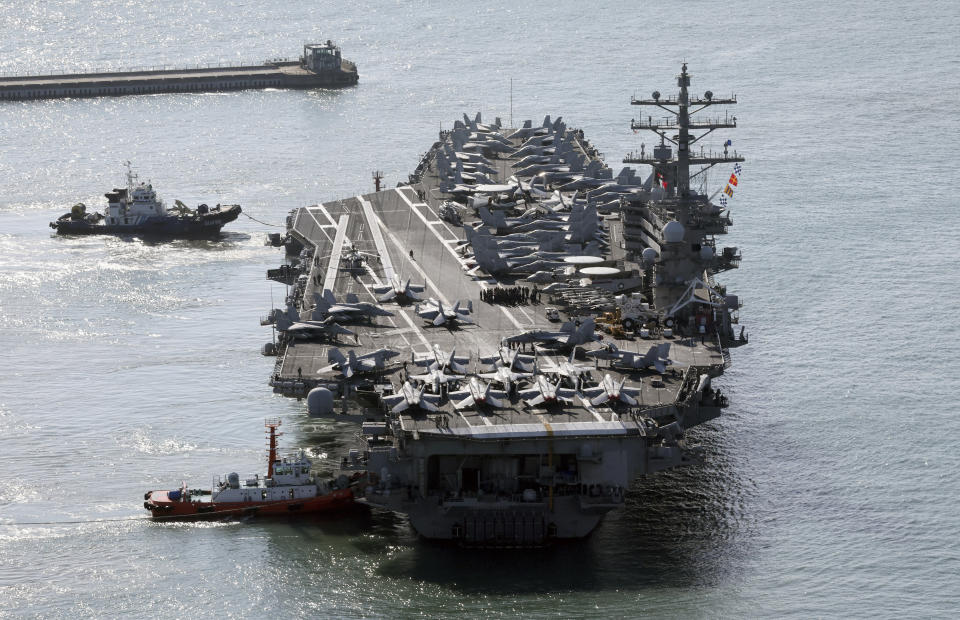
left=734, top=163, right=742, bottom=175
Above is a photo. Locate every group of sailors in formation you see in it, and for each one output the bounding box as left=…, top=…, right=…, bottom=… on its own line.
left=481, top=285, right=540, bottom=305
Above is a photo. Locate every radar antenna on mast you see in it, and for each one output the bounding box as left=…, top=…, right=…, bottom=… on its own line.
left=123, top=160, right=138, bottom=189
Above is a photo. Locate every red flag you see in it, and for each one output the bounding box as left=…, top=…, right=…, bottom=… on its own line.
left=728, top=174, right=738, bottom=186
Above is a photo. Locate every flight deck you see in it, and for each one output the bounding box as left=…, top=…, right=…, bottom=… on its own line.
left=267, top=128, right=727, bottom=435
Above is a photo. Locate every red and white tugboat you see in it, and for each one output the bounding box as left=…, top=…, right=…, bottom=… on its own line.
left=144, top=419, right=355, bottom=519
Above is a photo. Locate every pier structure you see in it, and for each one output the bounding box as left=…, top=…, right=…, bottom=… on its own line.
left=0, top=41, right=357, bottom=101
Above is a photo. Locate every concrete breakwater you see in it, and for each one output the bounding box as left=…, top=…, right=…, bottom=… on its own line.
left=0, top=42, right=357, bottom=101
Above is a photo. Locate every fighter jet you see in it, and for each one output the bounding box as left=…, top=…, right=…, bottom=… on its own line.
left=477, top=206, right=544, bottom=230
left=272, top=303, right=356, bottom=341
left=582, top=373, right=643, bottom=406
left=441, top=143, right=491, bottom=166
left=372, top=275, right=425, bottom=303
left=452, top=130, right=515, bottom=156
left=477, top=359, right=534, bottom=393
left=468, top=235, right=567, bottom=276
left=542, top=160, right=607, bottom=190
left=519, top=271, right=559, bottom=285
left=502, top=318, right=599, bottom=350
left=415, top=298, right=474, bottom=327
left=538, top=349, right=596, bottom=386
left=283, top=319, right=355, bottom=341
left=444, top=176, right=520, bottom=198
left=479, top=347, right=536, bottom=373
left=463, top=111, right=502, bottom=134
left=454, top=160, right=497, bottom=185
left=586, top=342, right=680, bottom=373
left=381, top=381, right=442, bottom=413
left=312, top=290, right=395, bottom=323
left=322, top=347, right=400, bottom=379
left=518, top=375, right=578, bottom=407
left=540, top=282, right=570, bottom=293
left=447, top=377, right=509, bottom=410
left=508, top=116, right=556, bottom=141
left=514, top=152, right=584, bottom=180
left=412, top=345, right=471, bottom=374
left=408, top=362, right=465, bottom=394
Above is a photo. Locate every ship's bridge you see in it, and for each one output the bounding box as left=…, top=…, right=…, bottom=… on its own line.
left=303, top=41, right=342, bottom=73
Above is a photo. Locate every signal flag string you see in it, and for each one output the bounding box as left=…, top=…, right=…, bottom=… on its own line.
left=719, top=161, right=743, bottom=207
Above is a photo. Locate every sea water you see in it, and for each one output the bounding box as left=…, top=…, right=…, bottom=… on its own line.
left=1, top=0, right=958, bottom=617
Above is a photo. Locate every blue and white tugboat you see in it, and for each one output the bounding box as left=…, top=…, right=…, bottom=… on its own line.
left=50, top=163, right=241, bottom=238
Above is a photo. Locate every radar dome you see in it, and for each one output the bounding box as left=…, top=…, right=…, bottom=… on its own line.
left=663, top=220, right=685, bottom=243
left=307, top=387, right=334, bottom=417
left=699, top=245, right=715, bottom=260
left=642, top=247, right=659, bottom=262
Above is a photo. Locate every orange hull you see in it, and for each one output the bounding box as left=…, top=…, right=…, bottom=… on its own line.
left=145, top=488, right=355, bottom=520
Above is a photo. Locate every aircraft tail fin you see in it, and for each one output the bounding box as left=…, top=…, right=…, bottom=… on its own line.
left=567, top=318, right=596, bottom=345
left=316, top=289, right=335, bottom=311
left=478, top=207, right=505, bottom=228
left=327, top=347, right=347, bottom=368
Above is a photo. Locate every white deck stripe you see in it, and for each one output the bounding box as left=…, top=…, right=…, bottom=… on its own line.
left=321, top=214, right=349, bottom=294
left=358, top=196, right=396, bottom=285
left=304, top=206, right=334, bottom=244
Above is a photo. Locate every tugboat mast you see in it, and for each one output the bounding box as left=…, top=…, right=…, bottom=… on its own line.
left=265, top=418, right=282, bottom=478
left=123, top=160, right=138, bottom=190
left=624, top=63, right=743, bottom=198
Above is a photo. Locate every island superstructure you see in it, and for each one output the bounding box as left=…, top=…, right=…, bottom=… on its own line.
left=0, top=41, right=357, bottom=101
left=263, top=65, right=746, bottom=546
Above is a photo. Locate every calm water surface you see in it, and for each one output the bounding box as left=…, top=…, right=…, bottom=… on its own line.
left=1, top=1, right=958, bottom=617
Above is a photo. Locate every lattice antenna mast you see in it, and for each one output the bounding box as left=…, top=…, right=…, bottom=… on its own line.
left=624, top=63, right=743, bottom=198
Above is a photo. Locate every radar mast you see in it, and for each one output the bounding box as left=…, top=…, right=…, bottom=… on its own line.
left=624, top=63, right=743, bottom=198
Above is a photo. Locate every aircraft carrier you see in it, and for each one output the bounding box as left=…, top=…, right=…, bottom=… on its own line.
left=263, top=64, right=747, bottom=546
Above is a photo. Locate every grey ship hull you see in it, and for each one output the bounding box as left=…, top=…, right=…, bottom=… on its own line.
left=267, top=86, right=743, bottom=546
